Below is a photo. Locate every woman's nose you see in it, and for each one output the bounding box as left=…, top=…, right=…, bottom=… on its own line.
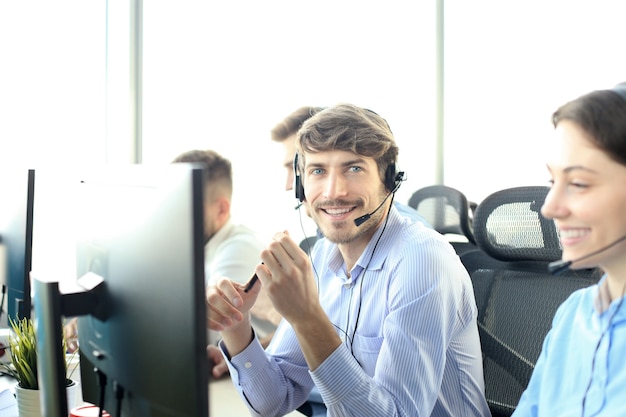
left=541, top=185, right=567, bottom=220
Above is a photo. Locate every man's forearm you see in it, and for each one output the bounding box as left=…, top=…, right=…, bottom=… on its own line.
left=292, top=315, right=342, bottom=371
left=221, top=317, right=255, bottom=358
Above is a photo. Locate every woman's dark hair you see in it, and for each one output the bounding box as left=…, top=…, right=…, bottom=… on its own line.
left=552, top=83, right=626, bottom=166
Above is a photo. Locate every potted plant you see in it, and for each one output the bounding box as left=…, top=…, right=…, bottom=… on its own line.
left=1, top=317, right=80, bottom=416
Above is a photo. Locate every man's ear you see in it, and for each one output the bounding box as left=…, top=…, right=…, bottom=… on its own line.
left=215, top=196, right=231, bottom=222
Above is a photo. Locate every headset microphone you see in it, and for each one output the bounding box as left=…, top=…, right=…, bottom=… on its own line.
left=354, top=172, right=405, bottom=227
left=548, top=234, right=626, bottom=276
left=354, top=191, right=392, bottom=227
left=295, top=152, right=405, bottom=226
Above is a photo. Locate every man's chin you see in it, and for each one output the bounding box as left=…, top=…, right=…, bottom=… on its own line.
left=319, top=227, right=357, bottom=245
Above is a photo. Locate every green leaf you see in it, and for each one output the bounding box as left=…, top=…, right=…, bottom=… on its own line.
left=5, top=316, right=76, bottom=390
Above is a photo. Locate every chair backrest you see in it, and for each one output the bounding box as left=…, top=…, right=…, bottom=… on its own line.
left=299, top=235, right=318, bottom=255
left=463, top=186, right=601, bottom=417
left=407, top=185, right=477, bottom=254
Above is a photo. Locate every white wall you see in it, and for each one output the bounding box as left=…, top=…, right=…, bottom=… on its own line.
left=140, top=1, right=438, bottom=242
left=0, top=2, right=106, bottom=282
left=443, top=0, right=626, bottom=203
left=139, top=0, right=626, bottom=240
left=0, top=2, right=106, bottom=167
left=2, top=0, right=626, bottom=276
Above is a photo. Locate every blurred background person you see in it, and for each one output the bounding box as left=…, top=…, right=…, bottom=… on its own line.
left=173, top=149, right=281, bottom=378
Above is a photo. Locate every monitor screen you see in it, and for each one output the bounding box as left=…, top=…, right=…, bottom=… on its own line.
left=34, top=164, right=209, bottom=416
left=0, top=169, right=35, bottom=325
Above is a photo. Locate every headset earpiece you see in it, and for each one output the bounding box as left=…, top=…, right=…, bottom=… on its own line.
left=384, top=163, right=405, bottom=192
left=384, top=164, right=396, bottom=191
left=294, top=153, right=305, bottom=202
left=296, top=155, right=403, bottom=200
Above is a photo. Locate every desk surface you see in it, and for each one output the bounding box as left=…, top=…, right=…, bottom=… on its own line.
left=210, top=377, right=304, bottom=417
left=1, top=373, right=304, bottom=416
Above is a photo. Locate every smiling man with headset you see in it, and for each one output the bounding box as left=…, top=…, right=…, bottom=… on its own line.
left=207, top=103, right=489, bottom=417
left=270, top=105, right=432, bottom=231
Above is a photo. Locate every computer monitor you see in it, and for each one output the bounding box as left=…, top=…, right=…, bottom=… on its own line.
left=32, top=164, right=209, bottom=416
left=0, top=169, right=35, bottom=325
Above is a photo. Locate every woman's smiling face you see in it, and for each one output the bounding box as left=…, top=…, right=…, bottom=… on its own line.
left=542, top=120, right=626, bottom=272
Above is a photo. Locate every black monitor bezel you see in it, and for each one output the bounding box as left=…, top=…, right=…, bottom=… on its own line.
left=33, top=164, right=209, bottom=416
left=1, top=168, right=35, bottom=324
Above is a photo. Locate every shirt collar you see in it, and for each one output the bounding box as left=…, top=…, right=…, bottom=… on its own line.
left=205, top=219, right=233, bottom=259
left=326, top=205, right=403, bottom=278
left=594, top=277, right=612, bottom=313
left=593, top=276, right=626, bottom=319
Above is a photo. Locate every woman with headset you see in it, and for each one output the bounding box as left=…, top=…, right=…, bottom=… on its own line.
left=513, top=82, right=626, bottom=416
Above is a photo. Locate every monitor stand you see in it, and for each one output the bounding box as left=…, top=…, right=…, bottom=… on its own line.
left=32, top=273, right=107, bottom=417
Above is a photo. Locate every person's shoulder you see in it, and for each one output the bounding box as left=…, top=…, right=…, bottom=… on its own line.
left=393, top=200, right=432, bottom=229
left=391, top=213, right=449, bottom=248
left=552, top=284, right=597, bottom=323
left=220, top=222, right=264, bottom=248
left=229, top=222, right=261, bottom=237
left=384, top=217, right=459, bottom=271
left=563, top=284, right=596, bottom=307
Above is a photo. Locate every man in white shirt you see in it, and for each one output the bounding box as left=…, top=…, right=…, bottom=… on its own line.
left=173, top=149, right=281, bottom=377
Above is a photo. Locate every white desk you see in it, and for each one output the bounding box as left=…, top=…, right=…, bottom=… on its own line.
left=1, top=371, right=304, bottom=416
left=210, top=377, right=303, bottom=417
left=0, top=375, right=17, bottom=416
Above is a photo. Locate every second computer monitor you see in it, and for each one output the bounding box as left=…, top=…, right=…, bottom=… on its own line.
left=0, top=169, right=35, bottom=324
left=74, top=164, right=209, bottom=416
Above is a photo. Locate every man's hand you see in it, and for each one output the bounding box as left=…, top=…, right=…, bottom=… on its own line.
left=207, top=344, right=229, bottom=378
left=63, top=317, right=79, bottom=353
left=258, top=231, right=341, bottom=371
left=257, top=231, right=319, bottom=323
left=206, top=277, right=261, bottom=356
left=206, top=277, right=260, bottom=332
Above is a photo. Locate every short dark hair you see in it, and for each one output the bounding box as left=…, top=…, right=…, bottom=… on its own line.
left=270, top=106, right=324, bottom=142
left=172, top=149, right=233, bottom=200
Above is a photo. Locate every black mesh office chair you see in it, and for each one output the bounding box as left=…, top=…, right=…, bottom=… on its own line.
left=463, top=186, right=601, bottom=417
left=407, top=185, right=477, bottom=255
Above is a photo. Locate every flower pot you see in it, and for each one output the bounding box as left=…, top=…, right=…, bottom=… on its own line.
left=14, top=385, right=40, bottom=417
left=15, top=380, right=81, bottom=416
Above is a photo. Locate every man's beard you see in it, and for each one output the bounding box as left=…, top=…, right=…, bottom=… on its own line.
left=312, top=196, right=386, bottom=244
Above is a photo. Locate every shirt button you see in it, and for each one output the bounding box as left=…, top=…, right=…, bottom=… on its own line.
left=244, top=362, right=252, bottom=369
